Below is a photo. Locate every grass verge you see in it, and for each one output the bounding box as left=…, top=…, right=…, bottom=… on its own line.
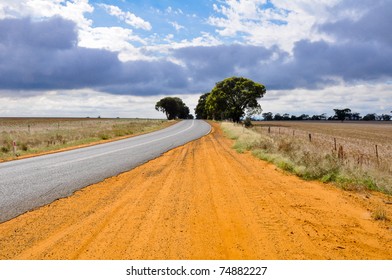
left=221, top=122, right=392, bottom=195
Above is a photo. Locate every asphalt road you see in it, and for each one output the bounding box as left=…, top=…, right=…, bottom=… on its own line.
left=0, top=120, right=211, bottom=223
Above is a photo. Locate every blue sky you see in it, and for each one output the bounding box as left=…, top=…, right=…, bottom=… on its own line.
left=90, top=0, right=215, bottom=40
left=0, top=0, right=391, bottom=118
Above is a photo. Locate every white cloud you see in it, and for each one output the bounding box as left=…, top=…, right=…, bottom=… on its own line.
left=99, top=3, right=152, bottom=31
left=78, top=26, right=150, bottom=61
left=262, top=83, right=392, bottom=116
left=0, top=1, right=152, bottom=61
left=144, top=32, right=222, bottom=62
left=170, top=21, right=185, bottom=32
left=164, top=34, right=174, bottom=42
left=0, top=89, right=166, bottom=118
left=208, top=0, right=339, bottom=51
left=166, top=6, right=183, bottom=15
left=0, top=0, right=94, bottom=29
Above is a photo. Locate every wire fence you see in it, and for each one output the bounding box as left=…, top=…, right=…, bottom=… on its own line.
left=254, top=125, right=392, bottom=174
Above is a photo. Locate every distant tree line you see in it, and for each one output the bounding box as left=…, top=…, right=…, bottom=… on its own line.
left=261, top=108, right=391, bottom=121
left=156, top=89, right=390, bottom=123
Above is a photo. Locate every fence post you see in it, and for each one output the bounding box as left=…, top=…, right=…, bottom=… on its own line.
left=375, top=145, right=379, bottom=166
left=12, top=140, right=17, bottom=156
left=308, top=133, right=312, bottom=142
left=338, top=145, right=344, bottom=161
left=334, top=138, right=337, bottom=151
left=268, top=127, right=271, bottom=134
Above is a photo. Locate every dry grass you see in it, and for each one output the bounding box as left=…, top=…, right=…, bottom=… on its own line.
left=372, top=207, right=388, bottom=221
left=0, top=118, right=169, bottom=161
left=221, top=121, right=392, bottom=194
left=254, top=121, right=392, bottom=144
left=253, top=121, right=392, bottom=175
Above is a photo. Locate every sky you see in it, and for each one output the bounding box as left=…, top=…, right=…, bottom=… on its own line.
left=0, top=0, right=391, bottom=118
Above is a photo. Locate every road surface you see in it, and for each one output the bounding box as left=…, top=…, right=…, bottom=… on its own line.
left=0, top=120, right=211, bottom=223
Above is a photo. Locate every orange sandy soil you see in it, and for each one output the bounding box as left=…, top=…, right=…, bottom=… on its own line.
left=0, top=123, right=391, bottom=260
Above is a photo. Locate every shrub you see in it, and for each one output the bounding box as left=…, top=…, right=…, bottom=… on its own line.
left=278, top=139, right=295, bottom=154
left=99, top=134, right=110, bottom=140
left=277, top=159, right=295, bottom=173
left=20, top=143, right=28, bottom=151
left=1, top=146, right=10, bottom=153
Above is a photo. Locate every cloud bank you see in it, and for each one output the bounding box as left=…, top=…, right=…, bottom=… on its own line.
left=0, top=17, right=187, bottom=95
left=1, top=4, right=392, bottom=97
left=0, top=0, right=391, bottom=118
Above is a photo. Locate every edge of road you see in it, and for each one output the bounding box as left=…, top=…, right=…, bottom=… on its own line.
left=0, top=120, right=180, bottom=164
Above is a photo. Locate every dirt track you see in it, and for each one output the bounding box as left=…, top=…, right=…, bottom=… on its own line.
left=0, top=123, right=391, bottom=259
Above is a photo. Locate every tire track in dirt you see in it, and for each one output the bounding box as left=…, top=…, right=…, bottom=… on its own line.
left=206, top=130, right=319, bottom=258
left=0, top=122, right=391, bottom=259
left=196, top=131, right=272, bottom=259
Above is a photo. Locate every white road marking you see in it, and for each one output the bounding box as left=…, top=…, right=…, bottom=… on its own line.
left=51, top=120, right=195, bottom=167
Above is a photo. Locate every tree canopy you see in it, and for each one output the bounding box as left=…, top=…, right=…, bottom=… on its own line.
left=155, top=97, right=191, bottom=120
left=205, top=77, right=266, bottom=122
left=195, top=93, right=210, bottom=119
left=363, top=113, right=376, bottom=121
left=262, top=112, right=273, bottom=121
left=333, top=108, right=351, bottom=122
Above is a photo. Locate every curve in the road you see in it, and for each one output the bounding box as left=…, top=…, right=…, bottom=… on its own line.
left=0, top=120, right=211, bottom=223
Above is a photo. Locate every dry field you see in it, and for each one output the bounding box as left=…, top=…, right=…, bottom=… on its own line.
left=0, top=118, right=169, bottom=161
left=254, top=121, right=392, bottom=145
left=0, top=122, right=391, bottom=259
left=227, top=121, right=392, bottom=194
left=254, top=121, right=392, bottom=172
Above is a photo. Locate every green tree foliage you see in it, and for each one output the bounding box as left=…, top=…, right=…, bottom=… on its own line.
left=351, top=112, right=361, bottom=120
left=155, top=97, right=191, bottom=120
left=333, top=108, right=351, bottom=122
left=177, top=101, right=190, bottom=119
left=311, top=114, right=326, bottom=120
left=262, top=112, right=273, bottom=121
left=282, top=113, right=291, bottom=120
left=195, top=93, right=210, bottom=119
left=363, top=113, right=376, bottom=121
left=205, top=77, right=266, bottom=122
left=274, top=113, right=283, bottom=120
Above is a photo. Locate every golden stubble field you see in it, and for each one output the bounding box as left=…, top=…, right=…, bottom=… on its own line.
left=254, top=121, right=392, bottom=145
left=0, top=118, right=170, bottom=161
left=254, top=121, right=392, bottom=159
left=255, top=121, right=392, bottom=160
